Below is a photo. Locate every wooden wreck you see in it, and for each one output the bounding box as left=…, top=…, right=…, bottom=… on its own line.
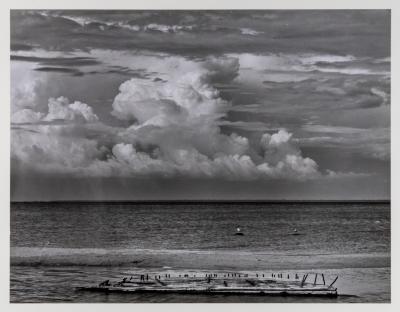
left=76, top=272, right=338, bottom=297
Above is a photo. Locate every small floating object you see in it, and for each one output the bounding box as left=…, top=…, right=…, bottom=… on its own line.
left=290, top=228, right=301, bottom=236
left=234, top=227, right=244, bottom=236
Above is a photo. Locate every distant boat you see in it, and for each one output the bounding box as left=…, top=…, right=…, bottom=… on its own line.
left=235, top=227, right=244, bottom=236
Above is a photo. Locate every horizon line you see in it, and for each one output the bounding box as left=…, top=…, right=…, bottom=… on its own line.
left=10, top=199, right=390, bottom=204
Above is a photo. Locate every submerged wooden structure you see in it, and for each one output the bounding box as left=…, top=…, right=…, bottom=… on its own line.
left=77, top=272, right=338, bottom=297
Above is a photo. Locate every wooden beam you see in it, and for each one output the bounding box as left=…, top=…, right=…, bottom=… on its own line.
left=329, top=276, right=338, bottom=288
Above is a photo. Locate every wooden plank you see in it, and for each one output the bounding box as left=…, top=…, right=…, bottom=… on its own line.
left=77, top=285, right=337, bottom=297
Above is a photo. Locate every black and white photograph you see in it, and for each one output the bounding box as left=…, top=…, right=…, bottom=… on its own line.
left=9, top=7, right=391, bottom=304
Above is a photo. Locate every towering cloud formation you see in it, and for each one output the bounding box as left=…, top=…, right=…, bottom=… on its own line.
left=112, top=58, right=237, bottom=126
left=258, top=130, right=319, bottom=179
left=90, top=57, right=319, bottom=180
left=11, top=55, right=320, bottom=181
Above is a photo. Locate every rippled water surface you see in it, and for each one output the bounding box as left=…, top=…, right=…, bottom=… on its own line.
left=10, top=202, right=390, bottom=303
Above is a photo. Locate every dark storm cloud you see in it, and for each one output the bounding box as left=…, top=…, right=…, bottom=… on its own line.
left=34, top=67, right=84, bottom=76
left=102, top=66, right=153, bottom=78
left=11, top=54, right=153, bottom=78
left=10, top=55, right=101, bottom=66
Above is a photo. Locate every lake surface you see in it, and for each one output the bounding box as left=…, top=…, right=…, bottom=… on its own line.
left=10, top=202, right=390, bottom=303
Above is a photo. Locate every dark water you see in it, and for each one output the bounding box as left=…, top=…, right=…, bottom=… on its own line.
left=10, top=202, right=390, bottom=303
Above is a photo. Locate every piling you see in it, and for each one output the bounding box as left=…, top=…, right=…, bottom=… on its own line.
left=329, top=276, right=338, bottom=288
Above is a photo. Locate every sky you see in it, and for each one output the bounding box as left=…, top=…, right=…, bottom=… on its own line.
left=10, top=10, right=390, bottom=201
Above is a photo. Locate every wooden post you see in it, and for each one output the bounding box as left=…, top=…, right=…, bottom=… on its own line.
left=322, top=274, right=325, bottom=285
left=329, top=276, right=338, bottom=288
left=314, top=273, right=318, bottom=285
left=301, top=274, right=308, bottom=287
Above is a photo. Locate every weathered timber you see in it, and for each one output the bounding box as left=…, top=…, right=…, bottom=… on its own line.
left=329, top=276, right=338, bottom=288
left=77, top=273, right=338, bottom=297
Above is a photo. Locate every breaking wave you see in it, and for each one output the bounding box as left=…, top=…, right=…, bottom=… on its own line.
left=11, top=247, right=390, bottom=269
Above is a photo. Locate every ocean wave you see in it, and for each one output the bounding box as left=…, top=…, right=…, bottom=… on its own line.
left=10, top=247, right=390, bottom=268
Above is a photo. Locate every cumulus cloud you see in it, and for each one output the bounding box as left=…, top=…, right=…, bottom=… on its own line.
left=258, top=130, right=319, bottom=179
left=11, top=54, right=323, bottom=181
left=12, top=96, right=99, bottom=124
left=11, top=62, right=47, bottom=113
left=12, top=128, right=106, bottom=174
left=111, top=58, right=238, bottom=127
left=44, top=96, right=99, bottom=122
left=325, top=170, right=370, bottom=179
left=11, top=109, right=44, bottom=124
left=10, top=61, right=99, bottom=126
